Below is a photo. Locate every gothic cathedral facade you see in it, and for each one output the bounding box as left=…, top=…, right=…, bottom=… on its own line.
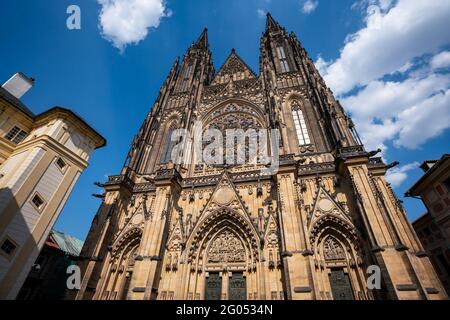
left=75, top=15, right=447, bottom=300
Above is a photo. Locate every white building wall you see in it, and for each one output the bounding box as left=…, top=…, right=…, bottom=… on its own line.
left=64, top=127, right=95, bottom=161
left=0, top=148, right=45, bottom=213
left=0, top=155, right=65, bottom=283
left=7, top=170, right=81, bottom=299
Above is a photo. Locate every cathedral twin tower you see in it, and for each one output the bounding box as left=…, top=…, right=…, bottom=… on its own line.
left=75, top=14, right=447, bottom=300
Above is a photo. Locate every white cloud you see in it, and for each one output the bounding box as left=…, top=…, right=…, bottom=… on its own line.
left=377, top=0, right=394, bottom=11
left=320, top=0, right=450, bottom=95
left=431, top=51, right=450, bottom=70
left=352, top=0, right=394, bottom=13
left=315, top=55, right=331, bottom=76
left=257, top=9, right=266, bottom=19
left=394, top=61, right=413, bottom=74
left=98, top=0, right=171, bottom=52
left=385, top=162, right=420, bottom=188
left=394, top=88, right=450, bottom=149
left=302, top=0, right=319, bottom=14
left=342, top=73, right=450, bottom=127
left=316, top=0, right=450, bottom=155
left=341, top=68, right=450, bottom=150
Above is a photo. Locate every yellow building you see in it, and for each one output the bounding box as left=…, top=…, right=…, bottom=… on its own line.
left=0, top=72, right=105, bottom=299
left=75, top=15, right=447, bottom=300
left=408, top=155, right=450, bottom=295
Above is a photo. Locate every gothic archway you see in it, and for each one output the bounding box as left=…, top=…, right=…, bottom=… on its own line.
left=182, top=208, right=261, bottom=300
left=97, top=228, right=142, bottom=300
left=310, top=219, right=369, bottom=300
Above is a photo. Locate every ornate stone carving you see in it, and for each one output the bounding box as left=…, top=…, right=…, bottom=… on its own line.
left=207, top=230, right=246, bottom=263
left=323, top=237, right=345, bottom=261
left=214, top=186, right=234, bottom=205
left=266, top=231, right=279, bottom=249
left=207, top=111, right=263, bottom=132
left=132, top=213, right=144, bottom=225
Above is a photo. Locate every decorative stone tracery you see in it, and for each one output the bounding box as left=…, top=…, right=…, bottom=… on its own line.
left=207, top=230, right=246, bottom=263
left=323, top=237, right=345, bottom=261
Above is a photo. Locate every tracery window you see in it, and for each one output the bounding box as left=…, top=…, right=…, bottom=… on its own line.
left=202, top=106, right=264, bottom=166
left=180, top=64, right=193, bottom=92
left=160, top=128, right=176, bottom=164
left=292, top=106, right=310, bottom=146
left=277, top=46, right=290, bottom=73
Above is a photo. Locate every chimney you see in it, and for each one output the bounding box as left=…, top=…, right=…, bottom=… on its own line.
left=2, top=72, right=35, bottom=99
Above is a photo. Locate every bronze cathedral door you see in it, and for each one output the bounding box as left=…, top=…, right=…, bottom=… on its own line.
left=329, top=269, right=354, bottom=300
left=229, top=272, right=246, bottom=300
left=205, top=273, right=222, bottom=300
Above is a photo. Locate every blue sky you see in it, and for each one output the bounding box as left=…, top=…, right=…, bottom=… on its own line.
left=1, top=0, right=449, bottom=241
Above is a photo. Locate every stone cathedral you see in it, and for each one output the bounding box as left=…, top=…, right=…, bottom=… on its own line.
left=75, top=15, right=447, bottom=300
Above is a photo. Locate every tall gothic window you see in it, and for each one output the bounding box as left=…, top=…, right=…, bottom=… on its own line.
left=180, top=64, right=193, bottom=92
left=277, top=46, right=290, bottom=73
left=292, top=107, right=311, bottom=146
left=160, top=128, right=175, bottom=163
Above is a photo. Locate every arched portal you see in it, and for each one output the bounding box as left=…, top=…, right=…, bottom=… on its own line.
left=310, top=218, right=369, bottom=300
left=182, top=208, right=261, bottom=300
left=96, top=228, right=142, bottom=300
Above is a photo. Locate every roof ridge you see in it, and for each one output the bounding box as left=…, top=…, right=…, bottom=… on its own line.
left=213, top=49, right=257, bottom=80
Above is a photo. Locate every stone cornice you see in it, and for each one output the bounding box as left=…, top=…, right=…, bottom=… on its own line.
left=8, top=134, right=90, bottom=169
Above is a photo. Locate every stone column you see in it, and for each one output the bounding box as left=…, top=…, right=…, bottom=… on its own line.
left=276, top=168, right=315, bottom=300
left=340, top=155, right=447, bottom=300
left=128, top=167, right=181, bottom=300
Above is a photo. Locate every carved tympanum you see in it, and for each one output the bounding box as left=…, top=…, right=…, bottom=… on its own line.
left=323, top=237, right=345, bottom=261
left=207, top=231, right=246, bottom=263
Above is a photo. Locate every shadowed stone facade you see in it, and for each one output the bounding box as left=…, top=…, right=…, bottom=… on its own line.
left=74, top=15, right=447, bottom=300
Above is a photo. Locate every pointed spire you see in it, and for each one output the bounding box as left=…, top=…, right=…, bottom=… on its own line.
left=194, top=27, right=209, bottom=49
left=265, top=12, right=282, bottom=32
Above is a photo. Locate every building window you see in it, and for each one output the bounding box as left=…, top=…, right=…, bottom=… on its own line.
left=55, top=157, right=68, bottom=173
left=1, top=237, right=17, bottom=259
left=4, top=126, right=28, bottom=144
left=56, top=157, right=66, bottom=169
left=277, top=46, right=290, bottom=73
left=31, top=193, right=45, bottom=211
left=437, top=254, right=450, bottom=275
left=443, top=177, right=450, bottom=193
left=160, top=128, right=176, bottom=164
left=180, top=64, right=193, bottom=92
left=292, top=109, right=311, bottom=146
